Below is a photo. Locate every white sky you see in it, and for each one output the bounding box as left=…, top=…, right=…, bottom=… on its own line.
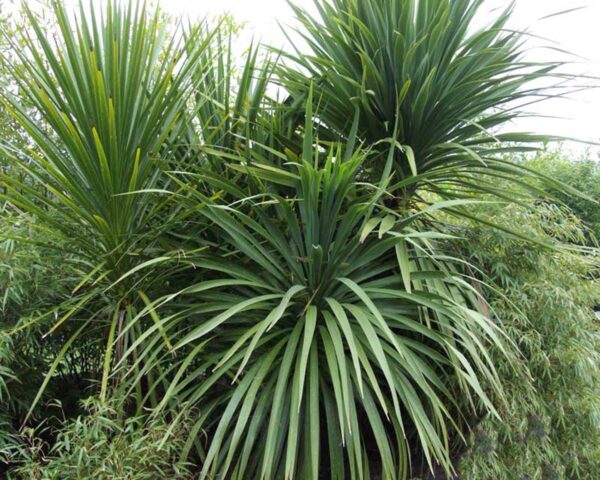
left=162, top=0, right=600, bottom=155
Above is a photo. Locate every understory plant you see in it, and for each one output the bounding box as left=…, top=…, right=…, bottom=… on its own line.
left=4, top=397, right=193, bottom=480
left=526, top=149, right=600, bottom=242
left=0, top=208, right=90, bottom=446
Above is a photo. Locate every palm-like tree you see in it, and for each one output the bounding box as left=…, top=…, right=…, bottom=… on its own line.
left=131, top=105, right=506, bottom=478
left=0, top=0, right=215, bottom=409
left=279, top=0, right=567, bottom=204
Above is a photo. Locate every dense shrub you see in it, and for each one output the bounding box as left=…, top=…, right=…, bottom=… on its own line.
left=0, top=209, right=105, bottom=476
left=526, top=149, right=600, bottom=242
left=455, top=204, right=600, bottom=479
left=3, top=398, right=193, bottom=480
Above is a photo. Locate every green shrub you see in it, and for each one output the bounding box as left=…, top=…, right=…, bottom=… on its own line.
left=456, top=203, right=600, bottom=479
left=0, top=209, right=103, bottom=468
left=526, top=149, right=600, bottom=242
left=4, top=398, right=193, bottom=480
left=0, top=208, right=75, bottom=322
left=0, top=332, right=18, bottom=453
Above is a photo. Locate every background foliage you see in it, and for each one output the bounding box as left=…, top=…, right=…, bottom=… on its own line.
left=526, top=149, right=600, bottom=241
left=453, top=202, right=600, bottom=479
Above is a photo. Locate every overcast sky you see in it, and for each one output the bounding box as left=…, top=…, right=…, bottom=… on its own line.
left=162, top=0, right=600, bottom=155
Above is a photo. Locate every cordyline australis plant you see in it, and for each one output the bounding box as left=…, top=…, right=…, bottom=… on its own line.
left=0, top=0, right=216, bottom=413
left=0, top=0, right=579, bottom=478
left=126, top=101, right=507, bottom=479
left=279, top=0, right=573, bottom=205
